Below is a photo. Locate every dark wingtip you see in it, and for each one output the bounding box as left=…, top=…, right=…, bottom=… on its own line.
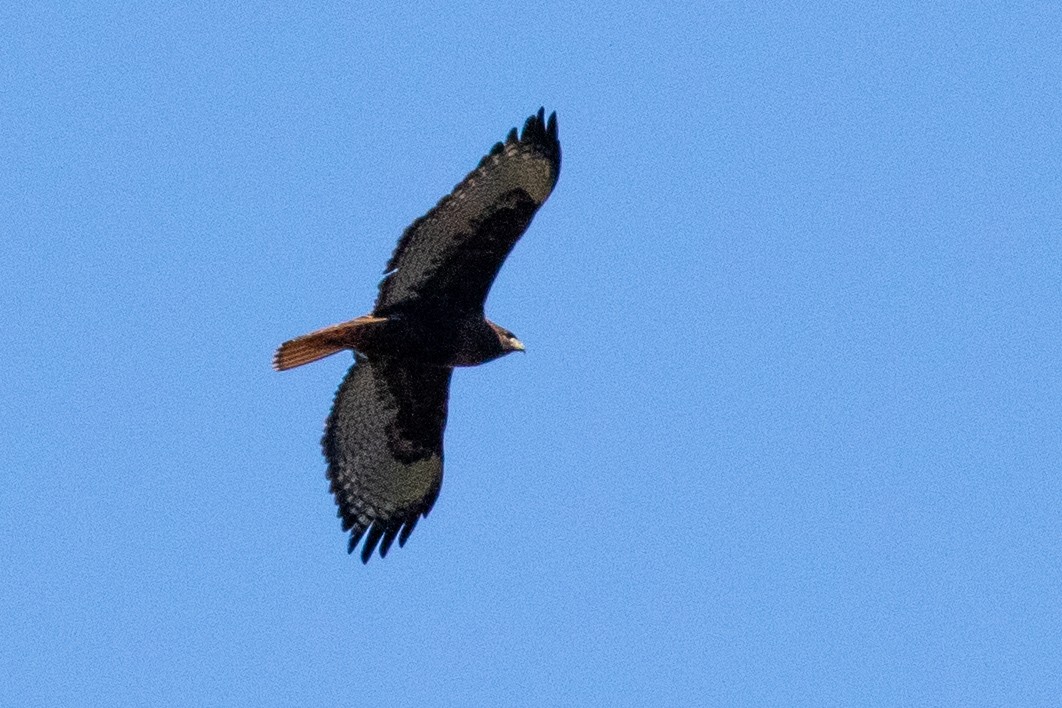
left=476, top=108, right=560, bottom=172
left=344, top=515, right=424, bottom=561
left=519, top=107, right=560, bottom=170
left=360, top=523, right=385, bottom=563
left=378, top=523, right=402, bottom=558
left=398, top=515, right=419, bottom=547
left=520, top=107, right=544, bottom=142
left=346, top=524, right=366, bottom=553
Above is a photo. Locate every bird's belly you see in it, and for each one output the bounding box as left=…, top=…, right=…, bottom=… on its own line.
left=373, top=317, right=500, bottom=367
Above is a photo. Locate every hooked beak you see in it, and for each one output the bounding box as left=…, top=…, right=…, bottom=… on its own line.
left=510, top=337, right=526, bottom=352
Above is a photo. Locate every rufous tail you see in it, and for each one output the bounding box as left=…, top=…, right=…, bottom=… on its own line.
left=273, top=316, right=386, bottom=371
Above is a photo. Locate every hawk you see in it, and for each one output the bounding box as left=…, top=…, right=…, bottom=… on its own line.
left=274, top=109, right=561, bottom=562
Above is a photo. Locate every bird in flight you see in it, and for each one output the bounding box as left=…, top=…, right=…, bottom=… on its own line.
left=274, top=109, right=561, bottom=562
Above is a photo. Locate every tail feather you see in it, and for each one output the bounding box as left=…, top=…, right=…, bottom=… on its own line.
left=273, top=315, right=386, bottom=371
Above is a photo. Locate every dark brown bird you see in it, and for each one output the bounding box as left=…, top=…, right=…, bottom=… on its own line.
left=274, top=109, right=561, bottom=562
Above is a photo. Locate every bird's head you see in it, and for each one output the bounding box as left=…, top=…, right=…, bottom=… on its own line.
left=489, top=321, right=525, bottom=355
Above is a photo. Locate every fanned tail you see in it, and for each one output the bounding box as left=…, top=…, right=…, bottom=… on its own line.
left=273, top=316, right=387, bottom=371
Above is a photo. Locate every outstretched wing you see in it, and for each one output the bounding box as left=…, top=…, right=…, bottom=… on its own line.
left=373, top=108, right=561, bottom=318
left=322, top=355, right=453, bottom=562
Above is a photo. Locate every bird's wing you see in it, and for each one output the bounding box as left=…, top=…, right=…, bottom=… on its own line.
left=322, top=354, right=453, bottom=562
left=373, top=108, right=561, bottom=318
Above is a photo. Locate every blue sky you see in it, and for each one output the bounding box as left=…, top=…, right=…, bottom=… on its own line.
left=3, top=2, right=1060, bottom=705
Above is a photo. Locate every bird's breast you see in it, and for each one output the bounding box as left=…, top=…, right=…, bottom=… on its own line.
left=376, top=314, right=503, bottom=367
